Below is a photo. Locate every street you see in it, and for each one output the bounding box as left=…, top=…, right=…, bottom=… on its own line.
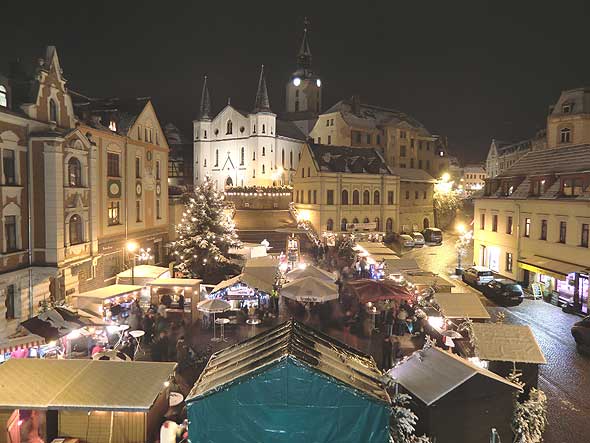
left=405, top=236, right=589, bottom=443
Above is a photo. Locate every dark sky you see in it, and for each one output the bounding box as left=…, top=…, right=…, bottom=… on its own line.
left=2, top=0, right=589, bottom=163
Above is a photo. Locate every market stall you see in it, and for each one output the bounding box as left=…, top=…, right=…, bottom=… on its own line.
left=431, top=292, right=491, bottom=321
left=146, top=278, right=201, bottom=322
left=403, top=272, right=455, bottom=294
left=281, top=276, right=338, bottom=303
left=0, top=359, right=176, bottom=443
left=116, top=264, right=170, bottom=286
left=211, top=269, right=275, bottom=311
left=346, top=279, right=413, bottom=305
left=73, top=284, right=144, bottom=322
left=285, top=265, right=336, bottom=284
left=0, top=332, right=45, bottom=362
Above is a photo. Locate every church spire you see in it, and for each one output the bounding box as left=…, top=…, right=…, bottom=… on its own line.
left=253, top=64, right=271, bottom=113
left=297, top=17, right=312, bottom=70
left=198, top=75, right=211, bottom=121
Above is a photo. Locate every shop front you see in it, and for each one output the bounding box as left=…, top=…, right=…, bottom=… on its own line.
left=519, top=255, right=590, bottom=314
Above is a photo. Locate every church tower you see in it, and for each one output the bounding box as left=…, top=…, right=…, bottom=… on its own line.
left=284, top=18, right=322, bottom=135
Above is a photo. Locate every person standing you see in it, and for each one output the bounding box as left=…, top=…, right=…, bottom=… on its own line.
left=384, top=308, right=394, bottom=336
left=381, top=336, right=393, bottom=370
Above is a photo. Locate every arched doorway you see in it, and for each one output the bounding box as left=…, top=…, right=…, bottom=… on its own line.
left=386, top=218, right=393, bottom=233
left=225, top=177, right=233, bottom=187
left=423, top=217, right=430, bottom=229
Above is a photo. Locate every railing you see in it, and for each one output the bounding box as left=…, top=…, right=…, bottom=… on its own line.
left=288, top=202, right=322, bottom=247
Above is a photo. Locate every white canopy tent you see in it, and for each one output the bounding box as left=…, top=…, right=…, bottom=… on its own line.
left=286, top=265, right=336, bottom=284
left=116, top=265, right=170, bottom=286
left=281, top=276, right=338, bottom=303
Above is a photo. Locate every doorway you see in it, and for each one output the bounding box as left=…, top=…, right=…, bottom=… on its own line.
left=423, top=217, right=430, bottom=229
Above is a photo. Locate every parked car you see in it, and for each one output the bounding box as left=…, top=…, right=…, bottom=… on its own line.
left=422, top=227, right=443, bottom=244
left=571, top=316, right=590, bottom=354
left=392, top=233, right=415, bottom=248
left=410, top=232, right=425, bottom=247
left=482, top=279, right=524, bottom=305
left=462, top=266, right=495, bottom=286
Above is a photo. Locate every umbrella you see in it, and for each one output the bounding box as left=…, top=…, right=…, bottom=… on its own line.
left=441, top=330, right=463, bottom=339
left=281, top=276, right=338, bottom=303
left=197, top=298, right=231, bottom=341
left=92, top=350, right=132, bottom=361
left=347, top=279, right=413, bottom=304
left=286, top=265, right=336, bottom=284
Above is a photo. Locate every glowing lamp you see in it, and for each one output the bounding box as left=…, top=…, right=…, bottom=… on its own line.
left=293, top=77, right=301, bottom=86
left=316, top=78, right=321, bottom=87
left=427, top=316, right=444, bottom=329
left=126, top=241, right=138, bottom=253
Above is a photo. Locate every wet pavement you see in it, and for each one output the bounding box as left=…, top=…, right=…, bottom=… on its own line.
left=406, top=235, right=589, bottom=443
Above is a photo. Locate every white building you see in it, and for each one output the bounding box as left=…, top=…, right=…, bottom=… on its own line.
left=193, top=68, right=306, bottom=189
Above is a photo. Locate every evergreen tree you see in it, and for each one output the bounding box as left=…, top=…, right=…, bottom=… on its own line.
left=170, top=180, right=241, bottom=281
left=390, top=392, right=432, bottom=443
left=511, top=387, right=548, bottom=443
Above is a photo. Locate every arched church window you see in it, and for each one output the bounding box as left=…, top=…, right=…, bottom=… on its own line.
left=49, top=98, right=58, bottom=122
left=226, top=120, right=233, bottom=134
left=68, top=157, right=82, bottom=187
left=215, top=150, right=219, bottom=167
left=69, top=214, right=83, bottom=245
left=240, top=147, right=245, bottom=165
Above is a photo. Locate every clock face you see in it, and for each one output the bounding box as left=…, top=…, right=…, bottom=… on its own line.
left=136, top=183, right=142, bottom=196
left=109, top=182, right=120, bottom=196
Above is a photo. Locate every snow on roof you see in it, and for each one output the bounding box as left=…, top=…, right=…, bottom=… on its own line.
left=309, top=144, right=392, bottom=175
left=471, top=323, right=547, bottom=364
left=389, top=346, right=520, bottom=406
left=433, top=292, right=490, bottom=319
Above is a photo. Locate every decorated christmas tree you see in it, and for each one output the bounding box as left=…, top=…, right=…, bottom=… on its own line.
left=170, top=179, right=241, bottom=282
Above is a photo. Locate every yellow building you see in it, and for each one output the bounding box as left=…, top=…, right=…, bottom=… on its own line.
left=309, top=96, right=448, bottom=177
left=474, top=144, right=590, bottom=314
left=547, top=87, right=590, bottom=149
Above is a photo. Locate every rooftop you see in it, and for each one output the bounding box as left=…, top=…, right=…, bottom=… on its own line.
left=308, top=143, right=392, bottom=175
left=498, top=144, right=590, bottom=178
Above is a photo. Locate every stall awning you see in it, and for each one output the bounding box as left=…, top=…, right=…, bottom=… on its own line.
left=433, top=293, right=491, bottom=320
left=518, top=255, right=588, bottom=280
left=146, top=278, right=201, bottom=288
left=0, top=333, right=45, bottom=354
left=116, top=265, right=170, bottom=285
left=470, top=323, right=547, bottom=364
left=211, top=273, right=274, bottom=295
left=20, top=307, right=104, bottom=341
left=74, top=284, right=144, bottom=301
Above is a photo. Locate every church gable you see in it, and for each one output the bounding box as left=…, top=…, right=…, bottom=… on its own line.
left=212, top=105, right=250, bottom=138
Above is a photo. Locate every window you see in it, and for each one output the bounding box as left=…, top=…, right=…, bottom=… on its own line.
left=352, top=190, right=360, bottom=205
left=492, top=214, right=498, bottom=232
left=4, top=216, right=17, bottom=252
left=295, top=101, right=299, bottom=111
left=386, top=218, right=393, bottom=232
left=405, top=191, right=410, bottom=200
left=330, top=119, right=334, bottom=126
left=562, top=103, right=572, bottom=113
left=363, top=190, right=370, bottom=205
left=326, top=219, right=334, bottom=231
left=341, top=218, right=348, bottom=231
left=156, top=199, right=162, bottom=219
left=400, top=130, right=406, bottom=139
left=377, top=135, right=381, bottom=144
left=326, top=119, right=329, bottom=127
left=560, top=127, right=571, bottom=143
left=387, top=191, right=394, bottom=205
left=307, top=167, right=310, bottom=177
left=354, top=131, right=361, bottom=143
left=418, top=160, right=423, bottom=169
left=410, top=139, right=415, bottom=148
left=134, top=157, right=141, bottom=178
left=418, top=140, right=423, bottom=150
left=281, top=149, right=285, bottom=166
left=145, top=127, right=148, bottom=141
left=107, top=152, right=120, bottom=177
left=480, top=213, right=486, bottom=230
left=137, top=126, right=142, bottom=140
left=215, top=150, right=219, bottom=167
left=559, top=221, right=567, bottom=243
left=562, top=178, right=584, bottom=196
left=203, top=129, right=207, bottom=139
left=108, top=201, right=120, bottom=226
left=426, top=160, right=430, bottom=170
left=3, top=149, right=16, bottom=185
left=156, top=160, right=161, bottom=180
left=341, top=190, right=348, bottom=205
left=540, top=220, right=548, bottom=240
left=301, top=168, right=304, bottom=178
left=136, top=200, right=142, bottom=222
left=423, top=190, right=427, bottom=199
left=317, top=137, right=322, bottom=144
left=524, top=217, right=531, bottom=237
left=400, top=146, right=407, bottom=157
left=3, top=284, right=16, bottom=320
left=313, top=190, right=317, bottom=204
left=290, top=151, right=293, bottom=168
left=328, top=135, right=332, bottom=145
left=582, top=224, right=589, bottom=247
left=0, top=85, right=7, bottom=107
left=410, top=158, right=415, bottom=168
left=262, top=164, right=265, bottom=174
left=506, top=252, right=513, bottom=272
left=67, top=157, right=82, bottom=187
left=363, top=217, right=370, bottom=224
left=203, top=158, right=207, bottom=167
left=374, top=217, right=380, bottom=231
left=366, top=134, right=371, bottom=144
left=506, top=216, right=513, bottom=234
left=253, top=151, right=256, bottom=161
left=374, top=190, right=380, bottom=205
left=262, top=124, right=266, bottom=134
left=226, top=120, right=233, bottom=134
left=352, top=218, right=359, bottom=224
left=49, top=98, right=58, bottom=122
left=327, top=190, right=334, bottom=205
left=262, top=147, right=266, bottom=157
left=415, top=191, right=419, bottom=199
left=69, top=214, right=83, bottom=245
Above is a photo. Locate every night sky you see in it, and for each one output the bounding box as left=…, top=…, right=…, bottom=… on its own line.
left=2, top=1, right=589, bottom=163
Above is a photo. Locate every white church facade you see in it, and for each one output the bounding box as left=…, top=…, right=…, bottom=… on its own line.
left=193, top=23, right=321, bottom=189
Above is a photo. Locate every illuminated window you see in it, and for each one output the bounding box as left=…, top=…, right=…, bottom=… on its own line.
left=0, top=85, right=7, bottom=107
left=560, top=127, right=571, bottom=143
left=68, top=157, right=82, bottom=187
left=69, top=214, right=83, bottom=245
left=108, top=201, right=120, bottom=226
left=107, top=152, right=120, bottom=177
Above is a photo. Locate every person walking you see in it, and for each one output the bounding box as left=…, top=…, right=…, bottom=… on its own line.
left=381, top=336, right=393, bottom=370
left=395, top=306, right=408, bottom=335
left=384, top=308, right=394, bottom=336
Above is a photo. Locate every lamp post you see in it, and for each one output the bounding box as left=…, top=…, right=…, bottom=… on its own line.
left=126, top=241, right=152, bottom=284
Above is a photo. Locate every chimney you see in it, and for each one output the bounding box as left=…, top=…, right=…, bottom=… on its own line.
left=351, top=95, right=361, bottom=116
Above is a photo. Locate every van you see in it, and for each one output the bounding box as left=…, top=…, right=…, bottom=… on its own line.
left=422, top=228, right=443, bottom=244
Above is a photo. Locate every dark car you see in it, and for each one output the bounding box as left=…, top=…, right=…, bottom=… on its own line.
left=482, top=279, right=524, bottom=305
left=422, top=228, right=443, bottom=244
left=571, top=316, right=590, bottom=354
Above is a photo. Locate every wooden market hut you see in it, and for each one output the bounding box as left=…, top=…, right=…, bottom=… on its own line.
left=389, top=346, right=521, bottom=443
left=0, top=359, right=176, bottom=443
left=146, top=278, right=202, bottom=322
left=432, top=292, right=491, bottom=321
left=186, top=320, right=391, bottom=443
left=403, top=272, right=455, bottom=294
left=457, top=323, right=547, bottom=391
left=72, top=284, right=144, bottom=320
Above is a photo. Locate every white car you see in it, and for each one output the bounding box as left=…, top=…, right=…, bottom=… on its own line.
left=411, top=232, right=425, bottom=247
left=398, top=234, right=415, bottom=248
left=462, top=266, right=494, bottom=286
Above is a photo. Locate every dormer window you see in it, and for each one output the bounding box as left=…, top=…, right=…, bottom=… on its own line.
left=562, top=178, right=584, bottom=197
left=0, top=85, right=7, bottom=107
left=108, top=120, right=117, bottom=132
left=560, top=127, right=571, bottom=143
left=562, top=103, right=573, bottom=113
left=49, top=98, right=58, bottom=123
left=226, top=120, right=233, bottom=135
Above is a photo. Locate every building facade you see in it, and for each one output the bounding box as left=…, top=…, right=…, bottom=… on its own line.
left=474, top=144, right=590, bottom=314
left=460, top=164, right=487, bottom=197
left=193, top=70, right=306, bottom=190
left=0, top=47, right=169, bottom=344
left=309, top=97, right=448, bottom=178
left=393, top=168, right=436, bottom=233
left=546, top=87, right=590, bottom=149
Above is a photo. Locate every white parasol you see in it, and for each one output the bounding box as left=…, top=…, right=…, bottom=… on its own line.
left=197, top=298, right=231, bottom=341
left=281, top=276, right=338, bottom=303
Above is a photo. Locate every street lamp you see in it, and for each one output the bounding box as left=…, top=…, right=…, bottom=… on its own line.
left=126, top=240, right=152, bottom=284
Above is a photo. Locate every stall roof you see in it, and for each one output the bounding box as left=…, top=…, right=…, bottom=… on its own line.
left=470, top=323, right=547, bottom=364
left=75, top=284, right=144, bottom=301
left=404, top=274, right=455, bottom=288
left=0, top=360, right=176, bottom=411
left=187, top=320, right=390, bottom=404
left=433, top=293, right=491, bottom=320
left=146, top=278, right=201, bottom=288
left=210, top=273, right=274, bottom=295
left=0, top=332, right=45, bottom=354
left=116, top=265, right=169, bottom=279
left=389, top=346, right=520, bottom=406
left=384, top=258, right=420, bottom=272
